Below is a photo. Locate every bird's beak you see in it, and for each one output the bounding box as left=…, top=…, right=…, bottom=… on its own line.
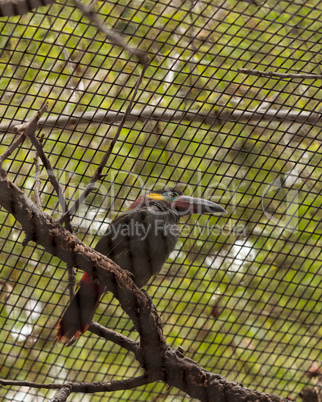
left=173, top=195, right=227, bottom=216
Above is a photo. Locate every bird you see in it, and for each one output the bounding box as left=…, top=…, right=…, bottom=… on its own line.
left=55, top=188, right=226, bottom=344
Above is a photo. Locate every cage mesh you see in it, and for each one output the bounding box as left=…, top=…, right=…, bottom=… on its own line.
left=0, top=0, right=321, bottom=400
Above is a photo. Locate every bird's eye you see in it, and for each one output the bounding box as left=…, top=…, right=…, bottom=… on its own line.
left=167, top=191, right=178, bottom=199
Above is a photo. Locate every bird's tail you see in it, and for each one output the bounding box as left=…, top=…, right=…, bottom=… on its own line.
left=56, top=273, right=105, bottom=344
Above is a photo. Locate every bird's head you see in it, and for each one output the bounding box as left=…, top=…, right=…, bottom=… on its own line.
left=129, top=188, right=226, bottom=216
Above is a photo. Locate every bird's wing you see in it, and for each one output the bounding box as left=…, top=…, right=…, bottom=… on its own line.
left=94, top=207, right=178, bottom=287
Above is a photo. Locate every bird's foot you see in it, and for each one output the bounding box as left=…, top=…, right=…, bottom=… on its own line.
left=176, top=346, right=185, bottom=357
left=124, top=270, right=136, bottom=282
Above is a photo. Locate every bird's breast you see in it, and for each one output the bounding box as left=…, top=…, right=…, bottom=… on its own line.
left=96, top=208, right=180, bottom=288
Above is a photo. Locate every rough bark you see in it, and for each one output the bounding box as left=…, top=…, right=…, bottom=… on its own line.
left=0, top=170, right=289, bottom=401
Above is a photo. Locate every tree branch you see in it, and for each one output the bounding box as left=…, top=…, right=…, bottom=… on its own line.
left=238, top=68, right=322, bottom=79
left=33, top=154, right=42, bottom=208
left=1, top=375, right=155, bottom=395
left=0, top=132, right=26, bottom=168
left=89, top=322, right=140, bottom=356
left=0, top=169, right=166, bottom=363
left=0, top=104, right=75, bottom=296
left=28, top=131, right=72, bottom=230
left=0, top=170, right=291, bottom=402
left=0, top=103, right=47, bottom=168
left=2, top=107, right=320, bottom=135
left=72, top=0, right=150, bottom=66
left=0, top=103, right=73, bottom=232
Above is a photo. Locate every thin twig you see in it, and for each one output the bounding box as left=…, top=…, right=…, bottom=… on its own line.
left=31, top=117, right=75, bottom=298
left=73, top=0, right=150, bottom=66
left=0, top=103, right=48, bottom=168
left=0, top=103, right=71, bottom=230
left=0, top=378, right=62, bottom=390
left=0, top=132, right=26, bottom=168
left=0, top=104, right=74, bottom=296
left=34, top=155, right=42, bottom=208
left=14, top=103, right=48, bottom=133
left=89, top=322, right=139, bottom=356
left=0, top=375, right=154, bottom=394
left=59, top=63, right=148, bottom=224
left=34, top=133, right=44, bottom=208
left=28, top=132, right=72, bottom=232
left=238, top=68, right=322, bottom=79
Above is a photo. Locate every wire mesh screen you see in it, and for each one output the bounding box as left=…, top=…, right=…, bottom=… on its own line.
left=0, top=0, right=321, bottom=400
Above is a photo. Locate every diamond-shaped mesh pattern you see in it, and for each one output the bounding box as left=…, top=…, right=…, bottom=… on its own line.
left=0, top=0, right=321, bottom=400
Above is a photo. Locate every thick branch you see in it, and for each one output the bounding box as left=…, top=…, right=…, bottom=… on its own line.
left=0, top=170, right=291, bottom=401
left=0, top=170, right=166, bottom=367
